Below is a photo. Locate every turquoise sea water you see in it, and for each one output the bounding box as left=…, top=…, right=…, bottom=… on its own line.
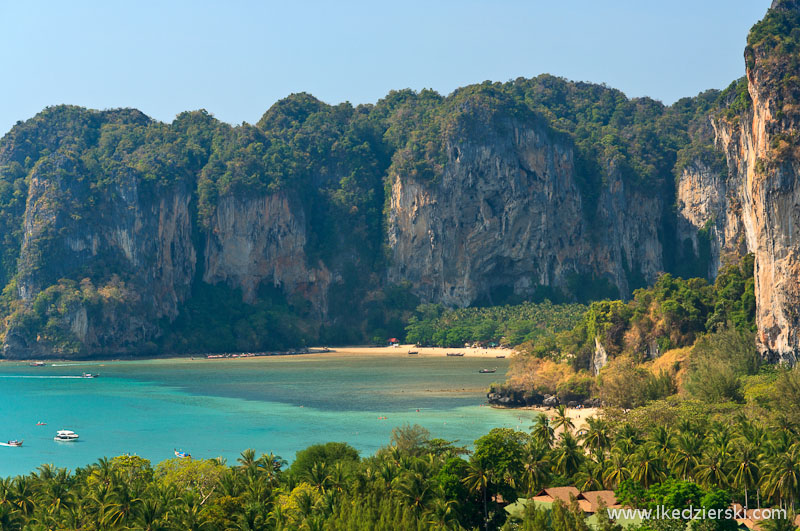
left=0, top=353, right=533, bottom=477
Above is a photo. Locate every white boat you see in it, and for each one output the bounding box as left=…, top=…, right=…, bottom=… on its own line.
left=81, top=373, right=98, bottom=378
left=0, top=440, right=22, bottom=447
left=54, top=430, right=79, bottom=442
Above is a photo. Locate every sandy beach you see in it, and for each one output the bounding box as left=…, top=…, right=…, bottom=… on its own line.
left=311, top=344, right=517, bottom=359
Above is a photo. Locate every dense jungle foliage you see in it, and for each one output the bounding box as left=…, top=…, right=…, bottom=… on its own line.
left=404, top=301, right=587, bottom=349
left=490, top=254, right=757, bottom=406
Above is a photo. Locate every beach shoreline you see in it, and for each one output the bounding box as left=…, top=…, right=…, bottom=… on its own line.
left=1, top=344, right=517, bottom=364
left=307, top=345, right=516, bottom=359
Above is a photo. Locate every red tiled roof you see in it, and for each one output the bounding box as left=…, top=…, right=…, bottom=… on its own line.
left=578, top=490, right=618, bottom=512
left=536, top=487, right=580, bottom=504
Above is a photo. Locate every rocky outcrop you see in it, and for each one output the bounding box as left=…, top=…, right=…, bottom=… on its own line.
left=676, top=160, right=748, bottom=276
left=387, top=114, right=585, bottom=305
left=4, top=151, right=196, bottom=357
left=724, top=9, right=800, bottom=362
left=203, top=193, right=332, bottom=314
left=592, top=338, right=608, bottom=375
left=387, top=104, right=665, bottom=306
left=715, top=112, right=800, bottom=362
left=709, top=0, right=800, bottom=362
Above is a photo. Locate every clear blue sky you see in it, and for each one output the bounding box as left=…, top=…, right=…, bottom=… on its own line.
left=0, top=0, right=771, bottom=136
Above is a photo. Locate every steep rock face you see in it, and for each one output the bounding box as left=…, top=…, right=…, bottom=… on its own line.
left=202, top=193, right=332, bottom=314
left=676, top=160, right=748, bottom=276
left=3, top=152, right=195, bottom=357
left=712, top=2, right=800, bottom=362
left=591, top=164, right=664, bottom=296
left=387, top=116, right=586, bottom=306
left=716, top=116, right=800, bottom=362
left=386, top=107, right=664, bottom=306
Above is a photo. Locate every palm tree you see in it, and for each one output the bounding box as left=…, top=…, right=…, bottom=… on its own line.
left=670, top=432, right=703, bottom=480
left=90, top=457, right=115, bottom=488
left=552, top=405, right=575, bottom=434
left=575, top=460, right=604, bottom=491
left=237, top=449, right=259, bottom=474
left=760, top=513, right=799, bottom=531
left=613, top=424, right=642, bottom=454
left=602, top=451, right=631, bottom=489
left=10, top=477, right=35, bottom=517
left=552, top=432, right=584, bottom=478
left=395, top=471, right=433, bottom=513
left=85, top=483, right=119, bottom=530
left=0, top=504, right=22, bottom=531
left=581, top=417, right=611, bottom=456
left=378, top=462, right=399, bottom=494
left=329, top=462, right=350, bottom=494
left=231, top=501, right=269, bottom=531
left=731, top=444, right=760, bottom=509
left=694, top=447, right=730, bottom=490
left=761, top=447, right=800, bottom=511
left=305, top=462, right=332, bottom=493
left=175, top=492, right=212, bottom=531
left=134, top=498, right=169, bottom=531
left=647, top=425, right=674, bottom=456
left=531, top=413, right=555, bottom=449
left=259, top=452, right=286, bottom=487
left=34, top=474, right=74, bottom=520
left=424, top=497, right=458, bottom=530
left=707, top=421, right=733, bottom=457
left=267, top=503, right=288, bottom=530
left=521, top=442, right=550, bottom=496
left=243, top=475, right=270, bottom=505
left=218, top=469, right=244, bottom=498
left=463, top=460, right=492, bottom=531
left=111, top=481, right=143, bottom=527
left=632, top=446, right=666, bottom=488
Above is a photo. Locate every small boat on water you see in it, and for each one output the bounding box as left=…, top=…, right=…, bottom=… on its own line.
left=54, top=430, right=79, bottom=442
left=478, top=368, right=497, bottom=374
left=408, top=350, right=419, bottom=355
left=496, top=355, right=506, bottom=359
left=81, top=373, right=99, bottom=378
left=0, top=440, right=22, bottom=447
left=174, top=449, right=191, bottom=459
left=36, top=421, right=47, bottom=426
left=446, top=352, right=465, bottom=357
left=29, top=361, right=46, bottom=367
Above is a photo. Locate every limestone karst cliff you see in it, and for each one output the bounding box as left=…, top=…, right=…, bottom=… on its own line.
left=712, top=0, right=800, bottom=362
left=386, top=94, right=664, bottom=307
left=0, top=1, right=798, bottom=360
